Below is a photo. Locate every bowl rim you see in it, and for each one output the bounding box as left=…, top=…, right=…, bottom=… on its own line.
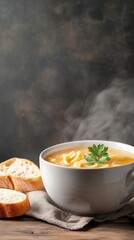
left=39, top=140, right=134, bottom=170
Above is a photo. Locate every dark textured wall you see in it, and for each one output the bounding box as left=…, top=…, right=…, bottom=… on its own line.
left=0, top=0, right=133, bottom=163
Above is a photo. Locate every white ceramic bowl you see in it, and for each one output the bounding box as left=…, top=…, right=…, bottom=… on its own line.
left=39, top=140, right=134, bottom=216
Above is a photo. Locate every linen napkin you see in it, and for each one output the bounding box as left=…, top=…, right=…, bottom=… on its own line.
left=26, top=190, right=134, bottom=230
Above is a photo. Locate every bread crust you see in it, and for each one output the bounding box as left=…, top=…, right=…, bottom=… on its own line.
left=0, top=190, right=30, bottom=218
left=0, top=175, right=14, bottom=189
left=0, top=158, right=44, bottom=192
left=11, top=175, right=44, bottom=192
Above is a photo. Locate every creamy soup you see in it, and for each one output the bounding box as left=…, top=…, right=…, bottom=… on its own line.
left=45, top=147, right=134, bottom=168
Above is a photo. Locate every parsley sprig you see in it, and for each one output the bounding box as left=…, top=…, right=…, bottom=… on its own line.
left=84, top=144, right=111, bottom=166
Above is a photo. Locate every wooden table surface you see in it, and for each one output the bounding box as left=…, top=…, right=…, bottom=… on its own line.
left=0, top=216, right=133, bottom=240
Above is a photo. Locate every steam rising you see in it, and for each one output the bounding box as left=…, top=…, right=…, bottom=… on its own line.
left=61, top=79, right=134, bottom=145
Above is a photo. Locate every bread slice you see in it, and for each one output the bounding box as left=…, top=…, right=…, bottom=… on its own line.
left=0, top=158, right=44, bottom=192
left=0, top=188, right=30, bottom=218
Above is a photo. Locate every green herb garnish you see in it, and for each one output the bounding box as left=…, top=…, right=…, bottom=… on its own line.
left=84, top=144, right=111, bottom=166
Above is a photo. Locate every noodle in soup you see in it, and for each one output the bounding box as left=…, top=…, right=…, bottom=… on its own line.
left=45, top=147, right=134, bottom=168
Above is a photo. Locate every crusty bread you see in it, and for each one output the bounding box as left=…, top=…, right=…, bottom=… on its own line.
left=0, top=157, right=44, bottom=192
left=0, top=188, right=30, bottom=218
